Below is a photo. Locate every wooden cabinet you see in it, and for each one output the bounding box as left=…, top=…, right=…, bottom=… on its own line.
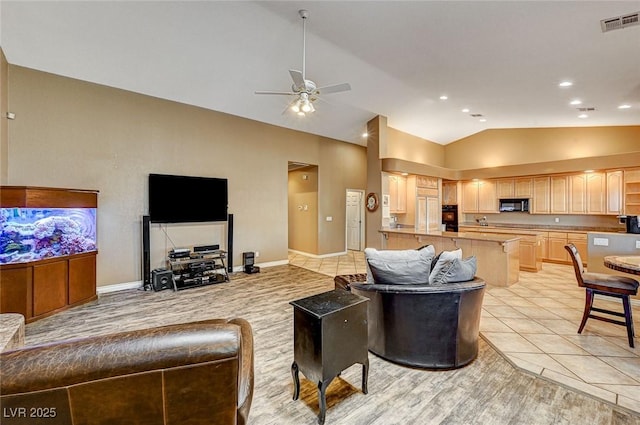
left=0, top=186, right=98, bottom=323
left=547, top=232, right=569, bottom=263
left=388, top=175, right=407, bottom=213
left=461, top=181, right=480, bottom=213
left=462, top=180, right=497, bottom=213
left=606, top=170, right=624, bottom=215
left=569, top=172, right=605, bottom=215
left=567, top=232, right=587, bottom=266
left=550, top=176, right=569, bottom=214
left=532, top=177, right=550, bottom=214
left=416, top=175, right=438, bottom=189
left=497, top=178, right=533, bottom=198
left=442, top=181, right=457, bottom=205
left=624, top=168, right=640, bottom=215
left=514, top=178, right=533, bottom=198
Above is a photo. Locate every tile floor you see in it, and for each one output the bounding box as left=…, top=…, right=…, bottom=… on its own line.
left=288, top=250, right=640, bottom=415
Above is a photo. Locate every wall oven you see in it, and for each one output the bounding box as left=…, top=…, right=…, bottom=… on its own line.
left=442, top=205, right=458, bottom=232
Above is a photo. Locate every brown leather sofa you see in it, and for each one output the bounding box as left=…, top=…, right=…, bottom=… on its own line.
left=0, top=318, right=253, bottom=425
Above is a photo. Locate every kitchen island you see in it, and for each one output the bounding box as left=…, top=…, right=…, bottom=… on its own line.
left=379, top=228, right=520, bottom=287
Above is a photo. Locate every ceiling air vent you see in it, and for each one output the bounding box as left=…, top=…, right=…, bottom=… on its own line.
left=601, top=12, right=639, bottom=32
left=577, top=107, right=596, bottom=112
left=470, top=114, right=483, bottom=118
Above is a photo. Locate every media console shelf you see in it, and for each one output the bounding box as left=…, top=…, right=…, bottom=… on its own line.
left=167, top=251, right=229, bottom=291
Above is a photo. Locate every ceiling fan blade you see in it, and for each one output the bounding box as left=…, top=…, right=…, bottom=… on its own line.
left=255, top=90, right=295, bottom=95
left=315, top=82, right=351, bottom=95
left=289, top=70, right=305, bottom=90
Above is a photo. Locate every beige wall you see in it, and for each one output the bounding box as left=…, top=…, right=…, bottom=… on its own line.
left=444, top=127, right=640, bottom=170
left=0, top=49, right=8, bottom=184
left=386, top=127, right=445, bottom=167
left=7, top=65, right=366, bottom=287
left=288, top=167, right=318, bottom=254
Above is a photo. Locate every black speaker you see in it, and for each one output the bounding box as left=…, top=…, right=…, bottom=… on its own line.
left=243, top=252, right=255, bottom=266
left=227, top=213, right=234, bottom=272
left=152, top=268, right=173, bottom=291
left=142, top=215, right=151, bottom=291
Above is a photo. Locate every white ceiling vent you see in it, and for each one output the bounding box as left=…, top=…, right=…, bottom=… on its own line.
left=601, top=12, right=639, bottom=32
left=577, top=107, right=596, bottom=112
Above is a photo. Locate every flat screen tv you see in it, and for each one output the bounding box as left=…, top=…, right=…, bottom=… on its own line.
left=149, top=173, right=228, bottom=223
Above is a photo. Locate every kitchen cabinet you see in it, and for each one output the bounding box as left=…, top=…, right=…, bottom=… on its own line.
left=442, top=181, right=457, bottom=205
left=462, top=180, right=497, bottom=213
left=547, top=232, right=569, bottom=263
left=416, top=175, right=438, bottom=189
left=532, top=177, right=550, bottom=214
left=624, top=168, right=640, bottom=215
left=606, top=170, right=623, bottom=215
left=550, top=176, right=568, bottom=214
left=567, top=232, right=587, bottom=266
left=497, top=178, right=533, bottom=198
left=570, top=172, right=606, bottom=215
left=388, top=175, right=407, bottom=213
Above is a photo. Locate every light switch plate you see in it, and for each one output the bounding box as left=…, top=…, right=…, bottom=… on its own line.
left=593, top=238, right=609, bottom=246
left=636, top=241, right=640, bottom=249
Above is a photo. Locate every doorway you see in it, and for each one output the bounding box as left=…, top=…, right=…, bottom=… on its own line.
left=346, top=190, right=365, bottom=251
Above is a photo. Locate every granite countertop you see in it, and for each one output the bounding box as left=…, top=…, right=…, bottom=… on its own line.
left=379, top=227, right=520, bottom=243
left=459, top=223, right=624, bottom=233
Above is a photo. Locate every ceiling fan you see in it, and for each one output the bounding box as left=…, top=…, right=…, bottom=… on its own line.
left=255, top=9, right=351, bottom=116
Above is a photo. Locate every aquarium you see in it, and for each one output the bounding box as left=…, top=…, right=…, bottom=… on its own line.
left=0, top=208, right=97, bottom=264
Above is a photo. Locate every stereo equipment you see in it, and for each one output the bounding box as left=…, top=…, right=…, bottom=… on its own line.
left=142, top=215, right=151, bottom=291
left=194, top=244, right=220, bottom=253
left=228, top=214, right=234, bottom=272
left=169, top=248, right=191, bottom=259
left=152, top=268, right=173, bottom=291
left=243, top=251, right=260, bottom=274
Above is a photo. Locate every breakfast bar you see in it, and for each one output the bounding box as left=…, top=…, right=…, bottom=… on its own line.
left=379, top=228, right=520, bottom=287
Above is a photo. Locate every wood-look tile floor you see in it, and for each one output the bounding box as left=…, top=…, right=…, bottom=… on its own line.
left=23, top=257, right=640, bottom=424
left=290, top=250, right=640, bottom=415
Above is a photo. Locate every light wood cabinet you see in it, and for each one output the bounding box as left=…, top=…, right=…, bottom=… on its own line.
left=532, top=177, right=550, bottom=214
left=442, top=181, right=457, bottom=205
left=586, top=172, right=606, bottom=215
left=461, top=181, right=480, bottom=213
left=547, top=232, right=568, bottom=263
left=624, top=168, right=640, bottom=215
left=569, top=174, right=587, bottom=214
left=514, top=178, right=533, bottom=198
left=496, top=179, right=515, bottom=198
left=389, top=175, right=407, bottom=213
left=461, top=180, right=498, bottom=213
left=567, top=232, right=587, bottom=266
left=606, top=170, right=623, bottom=215
left=416, top=175, right=438, bottom=189
left=550, top=176, right=569, bottom=214
left=478, top=180, right=498, bottom=213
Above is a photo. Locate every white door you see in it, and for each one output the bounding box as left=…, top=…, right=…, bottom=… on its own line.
left=346, top=191, right=363, bottom=251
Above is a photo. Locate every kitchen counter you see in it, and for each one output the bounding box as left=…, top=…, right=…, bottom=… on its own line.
left=379, top=228, right=520, bottom=287
left=587, top=232, right=640, bottom=299
left=460, top=222, right=623, bottom=233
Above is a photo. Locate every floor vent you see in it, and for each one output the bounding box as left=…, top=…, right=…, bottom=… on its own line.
left=601, top=12, right=639, bottom=32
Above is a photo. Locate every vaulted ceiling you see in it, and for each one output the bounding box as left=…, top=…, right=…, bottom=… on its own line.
left=2, top=1, right=639, bottom=146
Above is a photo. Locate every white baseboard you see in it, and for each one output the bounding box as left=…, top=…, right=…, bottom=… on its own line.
left=288, top=249, right=348, bottom=259
left=232, top=259, right=289, bottom=273
left=97, top=280, right=143, bottom=294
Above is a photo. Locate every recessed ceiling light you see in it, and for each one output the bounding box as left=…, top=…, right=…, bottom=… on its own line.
left=439, top=95, right=448, bottom=100
left=584, top=169, right=594, bottom=173
left=570, top=100, right=582, bottom=105
left=618, top=104, right=632, bottom=109
left=479, top=118, right=487, bottom=122
left=401, top=172, right=409, bottom=176
left=578, top=114, right=588, bottom=119
left=362, top=132, right=368, bottom=138
left=461, top=108, right=470, bottom=113
left=559, top=81, right=573, bottom=87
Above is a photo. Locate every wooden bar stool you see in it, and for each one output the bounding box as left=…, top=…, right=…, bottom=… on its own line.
left=565, top=244, right=639, bottom=348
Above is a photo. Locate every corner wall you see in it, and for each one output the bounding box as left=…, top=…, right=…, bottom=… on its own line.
left=0, top=49, right=8, bottom=184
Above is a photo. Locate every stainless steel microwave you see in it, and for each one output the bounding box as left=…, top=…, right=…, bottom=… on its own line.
left=499, top=198, right=529, bottom=212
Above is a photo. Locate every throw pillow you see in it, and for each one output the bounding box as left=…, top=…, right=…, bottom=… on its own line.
left=429, top=256, right=477, bottom=285
left=364, top=246, right=435, bottom=284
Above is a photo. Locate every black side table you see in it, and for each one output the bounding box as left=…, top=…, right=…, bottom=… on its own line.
left=290, top=289, right=369, bottom=425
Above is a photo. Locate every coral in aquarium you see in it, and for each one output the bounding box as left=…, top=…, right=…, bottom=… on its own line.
left=0, top=208, right=97, bottom=264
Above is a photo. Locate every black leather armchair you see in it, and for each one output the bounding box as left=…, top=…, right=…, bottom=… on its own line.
left=350, top=278, right=485, bottom=369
